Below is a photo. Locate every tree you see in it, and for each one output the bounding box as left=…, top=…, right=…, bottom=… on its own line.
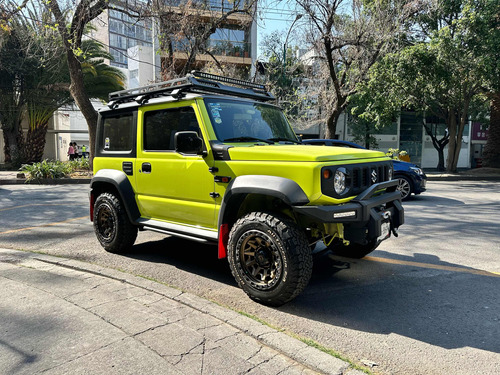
left=460, top=0, right=500, bottom=168
left=294, top=0, right=419, bottom=138
left=45, top=0, right=112, bottom=167
left=0, top=22, right=35, bottom=165
left=150, top=0, right=258, bottom=79
left=25, top=38, right=125, bottom=162
left=258, top=30, right=306, bottom=123
left=0, top=2, right=125, bottom=164
left=354, top=0, right=490, bottom=172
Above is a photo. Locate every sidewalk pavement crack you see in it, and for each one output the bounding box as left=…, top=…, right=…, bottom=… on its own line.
left=132, top=322, right=170, bottom=337
left=38, top=337, right=126, bottom=373
left=213, top=330, right=240, bottom=344
left=200, top=338, right=207, bottom=375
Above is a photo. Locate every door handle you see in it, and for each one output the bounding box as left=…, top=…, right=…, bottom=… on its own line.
left=141, top=162, right=152, bottom=174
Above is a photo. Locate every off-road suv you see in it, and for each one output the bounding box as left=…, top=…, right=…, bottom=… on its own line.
left=90, top=71, right=404, bottom=306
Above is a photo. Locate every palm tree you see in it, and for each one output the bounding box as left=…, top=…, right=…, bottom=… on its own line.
left=24, top=38, right=125, bottom=162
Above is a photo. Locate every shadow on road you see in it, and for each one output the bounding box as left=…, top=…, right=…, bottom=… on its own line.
left=284, top=249, right=500, bottom=353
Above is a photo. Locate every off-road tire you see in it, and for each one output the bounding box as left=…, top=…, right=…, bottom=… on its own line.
left=227, top=212, right=313, bottom=306
left=330, top=239, right=379, bottom=259
left=93, top=192, right=138, bottom=253
left=396, top=175, right=413, bottom=201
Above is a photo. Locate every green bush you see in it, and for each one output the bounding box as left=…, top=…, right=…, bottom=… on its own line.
left=21, top=160, right=71, bottom=182
left=66, top=158, right=90, bottom=171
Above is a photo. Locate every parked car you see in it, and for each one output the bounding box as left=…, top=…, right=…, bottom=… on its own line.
left=302, top=139, right=427, bottom=200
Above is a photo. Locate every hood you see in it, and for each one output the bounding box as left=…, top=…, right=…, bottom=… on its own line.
left=226, top=144, right=387, bottom=162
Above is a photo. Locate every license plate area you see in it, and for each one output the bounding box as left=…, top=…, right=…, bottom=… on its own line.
left=377, top=221, right=391, bottom=242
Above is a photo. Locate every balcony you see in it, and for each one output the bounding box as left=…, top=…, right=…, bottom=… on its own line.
left=168, top=40, right=252, bottom=66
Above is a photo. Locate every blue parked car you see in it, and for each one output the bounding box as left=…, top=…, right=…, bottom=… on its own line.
left=302, top=139, right=427, bottom=200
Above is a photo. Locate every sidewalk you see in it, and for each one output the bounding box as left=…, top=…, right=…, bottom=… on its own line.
left=0, top=248, right=360, bottom=375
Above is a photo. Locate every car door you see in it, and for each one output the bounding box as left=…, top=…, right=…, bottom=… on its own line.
left=135, top=101, right=216, bottom=229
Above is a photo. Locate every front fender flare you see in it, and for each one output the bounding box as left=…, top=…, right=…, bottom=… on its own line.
left=217, top=175, right=309, bottom=229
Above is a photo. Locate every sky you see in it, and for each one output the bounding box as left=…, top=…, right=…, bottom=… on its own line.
left=256, top=0, right=302, bottom=57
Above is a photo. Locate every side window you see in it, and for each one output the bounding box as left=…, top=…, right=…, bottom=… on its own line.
left=102, top=112, right=135, bottom=152
left=143, top=106, right=200, bottom=151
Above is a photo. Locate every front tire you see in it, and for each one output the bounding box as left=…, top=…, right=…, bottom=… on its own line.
left=93, top=192, right=138, bottom=253
left=227, top=212, right=313, bottom=306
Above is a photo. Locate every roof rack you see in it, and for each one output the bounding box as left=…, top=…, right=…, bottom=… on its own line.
left=107, top=71, right=275, bottom=108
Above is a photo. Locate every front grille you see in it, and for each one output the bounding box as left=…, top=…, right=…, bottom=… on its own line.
left=321, top=161, right=392, bottom=199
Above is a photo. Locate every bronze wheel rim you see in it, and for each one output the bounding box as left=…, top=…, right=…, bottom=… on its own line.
left=96, top=203, right=116, bottom=242
left=237, top=230, right=283, bottom=290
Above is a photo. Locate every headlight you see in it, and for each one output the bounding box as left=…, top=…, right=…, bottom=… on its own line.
left=334, top=168, right=348, bottom=195
left=410, top=167, right=423, bottom=175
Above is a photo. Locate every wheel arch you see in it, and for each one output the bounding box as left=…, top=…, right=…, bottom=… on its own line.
left=90, top=169, right=140, bottom=223
left=217, top=175, right=309, bottom=230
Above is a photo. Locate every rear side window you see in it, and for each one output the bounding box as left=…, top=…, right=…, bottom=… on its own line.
left=143, top=107, right=199, bottom=151
left=102, top=112, right=134, bottom=152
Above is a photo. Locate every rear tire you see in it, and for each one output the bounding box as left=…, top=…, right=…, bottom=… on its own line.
left=227, top=212, right=312, bottom=306
left=93, top=192, right=138, bottom=253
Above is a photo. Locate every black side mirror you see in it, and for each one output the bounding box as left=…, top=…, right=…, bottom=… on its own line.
left=175, top=131, right=203, bottom=155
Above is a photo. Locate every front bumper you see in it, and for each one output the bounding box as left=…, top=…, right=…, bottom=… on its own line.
left=293, top=180, right=404, bottom=242
left=413, top=174, right=427, bottom=195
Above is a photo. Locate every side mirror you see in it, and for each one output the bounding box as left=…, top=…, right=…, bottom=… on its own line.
left=175, top=131, right=203, bottom=155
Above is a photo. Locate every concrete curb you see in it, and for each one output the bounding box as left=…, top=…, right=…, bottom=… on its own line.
left=426, top=174, right=500, bottom=181
left=1, top=248, right=352, bottom=375
left=0, top=178, right=91, bottom=185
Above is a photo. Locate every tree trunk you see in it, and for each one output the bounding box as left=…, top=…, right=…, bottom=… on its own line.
left=25, top=120, right=49, bottom=163
left=2, top=121, right=24, bottom=166
left=446, top=110, right=457, bottom=172
left=483, top=92, right=500, bottom=168
left=325, top=109, right=341, bottom=139
left=66, top=52, right=98, bottom=167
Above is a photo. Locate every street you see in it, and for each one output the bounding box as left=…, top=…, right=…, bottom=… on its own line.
left=1, top=181, right=499, bottom=375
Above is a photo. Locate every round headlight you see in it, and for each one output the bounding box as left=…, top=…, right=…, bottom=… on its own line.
left=334, top=168, right=347, bottom=195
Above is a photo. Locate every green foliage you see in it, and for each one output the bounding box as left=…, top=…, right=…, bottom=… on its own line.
left=66, top=157, right=90, bottom=171
left=20, top=160, right=72, bottom=182
left=20, top=158, right=90, bottom=182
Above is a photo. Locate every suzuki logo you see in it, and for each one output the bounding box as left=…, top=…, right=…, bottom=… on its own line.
left=371, top=169, right=378, bottom=183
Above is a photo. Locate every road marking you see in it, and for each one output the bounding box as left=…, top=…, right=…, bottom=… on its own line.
left=364, top=256, right=500, bottom=278
left=0, top=203, right=67, bottom=212
left=0, top=216, right=89, bottom=235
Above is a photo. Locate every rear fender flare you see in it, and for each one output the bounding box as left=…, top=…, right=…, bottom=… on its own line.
left=90, top=169, right=140, bottom=223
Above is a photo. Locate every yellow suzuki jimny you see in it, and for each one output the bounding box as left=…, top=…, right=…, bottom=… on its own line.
left=90, top=71, right=404, bottom=306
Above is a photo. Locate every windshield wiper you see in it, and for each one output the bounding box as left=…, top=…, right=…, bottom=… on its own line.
left=267, top=137, right=300, bottom=144
left=223, top=136, right=273, bottom=144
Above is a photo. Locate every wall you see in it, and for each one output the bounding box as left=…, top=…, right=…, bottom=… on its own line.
left=44, top=111, right=71, bottom=161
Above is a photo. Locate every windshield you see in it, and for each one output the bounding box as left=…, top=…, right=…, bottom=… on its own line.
left=204, top=99, right=298, bottom=143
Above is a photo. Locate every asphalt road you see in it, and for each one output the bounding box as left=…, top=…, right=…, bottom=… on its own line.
left=0, top=181, right=499, bottom=375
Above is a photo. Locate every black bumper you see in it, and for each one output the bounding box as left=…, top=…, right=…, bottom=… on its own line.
left=293, top=180, right=404, bottom=241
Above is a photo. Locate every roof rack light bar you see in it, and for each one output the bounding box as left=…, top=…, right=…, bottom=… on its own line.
left=107, top=71, right=274, bottom=107
left=191, top=71, right=267, bottom=91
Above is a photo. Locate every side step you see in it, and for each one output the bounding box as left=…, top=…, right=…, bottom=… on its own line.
left=137, top=218, right=218, bottom=244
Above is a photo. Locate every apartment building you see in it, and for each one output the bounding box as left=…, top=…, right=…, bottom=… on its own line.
left=89, top=1, right=257, bottom=86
